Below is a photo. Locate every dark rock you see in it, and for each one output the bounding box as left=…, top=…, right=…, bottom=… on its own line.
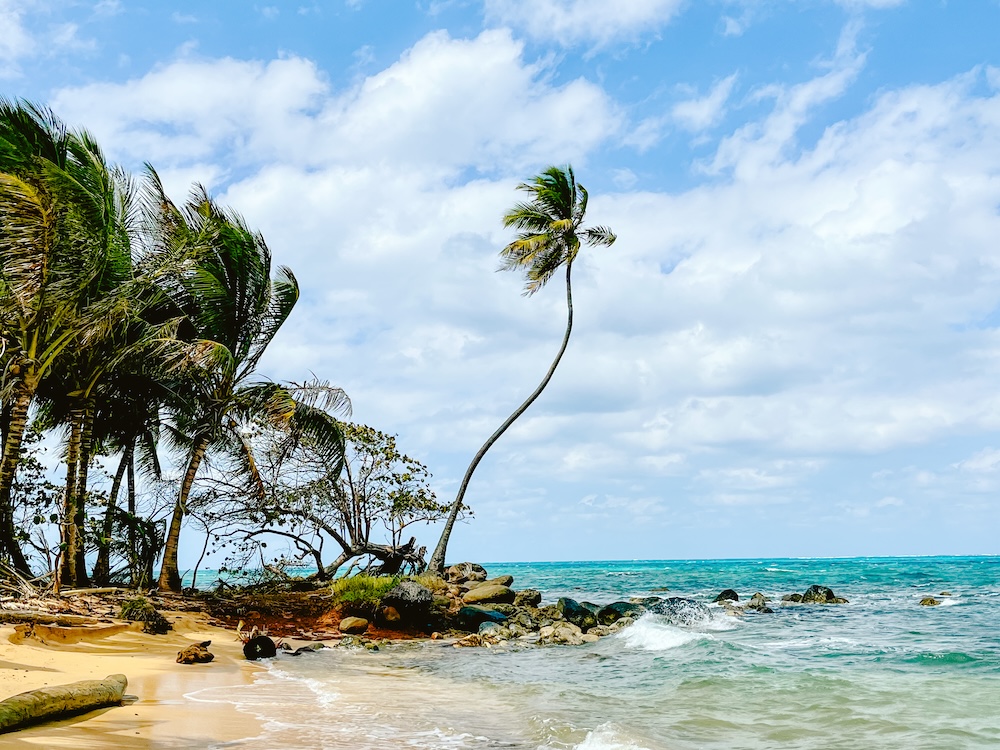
left=801, top=585, right=840, bottom=604
left=831, top=597, right=849, bottom=604
left=579, top=602, right=602, bottom=615
left=746, top=593, right=774, bottom=614
left=920, top=597, right=940, bottom=606
left=782, top=593, right=803, bottom=603
left=292, top=643, right=326, bottom=656
left=629, top=596, right=663, bottom=607
left=381, top=581, right=433, bottom=626
left=482, top=603, right=517, bottom=616
left=379, top=606, right=401, bottom=625
left=714, top=589, right=739, bottom=603
left=339, top=635, right=365, bottom=648
left=445, top=562, right=488, bottom=584
left=649, top=597, right=711, bottom=626
left=514, top=589, right=542, bottom=608
left=597, top=602, right=646, bottom=626
left=536, top=604, right=563, bottom=621
left=454, top=605, right=508, bottom=632
left=243, top=636, right=277, bottom=661
left=177, top=643, right=214, bottom=664
left=556, top=598, right=598, bottom=631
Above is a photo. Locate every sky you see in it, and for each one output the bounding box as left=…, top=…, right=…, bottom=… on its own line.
left=4, top=0, right=1000, bottom=564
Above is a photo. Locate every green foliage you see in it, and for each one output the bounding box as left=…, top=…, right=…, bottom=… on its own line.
left=329, top=574, right=402, bottom=606
left=118, top=595, right=171, bottom=634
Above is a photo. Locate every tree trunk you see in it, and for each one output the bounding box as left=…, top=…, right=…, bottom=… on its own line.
left=157, top=435, right=209, bottom=592
left=58, top=413, right=81, bottom=587
left=429, top=262, right=575, bottom=573
left=72, top=401, right=93, bottom=587
left=92, top=441, right=133, bottom=586
left=0, top=674, right=127, bottom=732
left=126, top=452, right=139, bottom=587
left=0, top=383, right=36, bottom=576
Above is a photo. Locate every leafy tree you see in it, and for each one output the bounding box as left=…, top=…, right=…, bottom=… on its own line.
left=429, top=165, right=616, bottom=573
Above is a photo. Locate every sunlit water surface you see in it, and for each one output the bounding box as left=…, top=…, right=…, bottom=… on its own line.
left=190, top=557, right=1000, bottom=749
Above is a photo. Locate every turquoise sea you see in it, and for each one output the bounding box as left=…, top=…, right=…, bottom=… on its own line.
left=192, top=557, right=1000, bottom=749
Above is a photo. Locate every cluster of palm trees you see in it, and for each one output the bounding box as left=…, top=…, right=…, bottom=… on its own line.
left=0, top=99, right=347, bottom=592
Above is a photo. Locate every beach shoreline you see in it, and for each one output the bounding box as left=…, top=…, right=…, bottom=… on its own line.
left=0, top=612, right=269, bottom=748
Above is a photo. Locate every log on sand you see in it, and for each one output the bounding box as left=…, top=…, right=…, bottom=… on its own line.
left=0, top=674, right=128, bottom=732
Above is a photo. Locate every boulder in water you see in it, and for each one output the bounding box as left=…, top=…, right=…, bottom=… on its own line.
left=556, top=598, right=598, bottom=631
left=454, top=605, right=507, bottom=632
left=746, top=592, right=774, bottom=613
left=649, top=597, right=712, bottom=626
left=920, top=597, right=941, bottom=606
left=714, top=589, right=739, bottom=603
left=597, top=601, right=646, bottom=625
left=514, top=589, right=542, bottom=607
left=801, top=585, right=839, bottom=604
left=782, top=593, right=803, bottom=603
left=538, top=621, right=584, bottom=646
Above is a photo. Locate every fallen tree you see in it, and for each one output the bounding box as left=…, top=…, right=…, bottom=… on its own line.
left=0, top=673, right=128, bottom=732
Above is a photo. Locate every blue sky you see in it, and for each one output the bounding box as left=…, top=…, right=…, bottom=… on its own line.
left=4, top=0, right=1000, bottom=564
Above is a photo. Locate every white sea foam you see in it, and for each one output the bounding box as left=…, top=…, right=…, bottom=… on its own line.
left=614, top=616, right=707, bottom=651
left=573, top=722, right=654, bottom=750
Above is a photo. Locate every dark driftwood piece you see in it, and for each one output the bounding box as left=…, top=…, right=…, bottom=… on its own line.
left=0, top=673, right=127, bottom=732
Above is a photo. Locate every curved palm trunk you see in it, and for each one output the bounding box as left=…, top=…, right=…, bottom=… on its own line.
left=157, top=435, right=209, bottom=592
left=92, top=439, right=134, bottom=585
left=0, top=383, right=35, bottom=576
left=429, top=263, right=575, bottom=573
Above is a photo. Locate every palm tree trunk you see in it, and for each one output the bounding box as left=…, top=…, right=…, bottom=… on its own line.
left=126, top=451, right=138, bottom=587
left=92, top=440, right=133, bottom=585
left=72, top=401, right=94, bottom=587
left=59, top=410, right=83, bottom=587
left=158, top=435, right=209, bottom=592
left=429, top=263, right=575, bottom=573
left=0, top=382, right=34, bottom=576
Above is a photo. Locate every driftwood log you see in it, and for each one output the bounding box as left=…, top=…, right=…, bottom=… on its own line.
left=0, top=674, right=127, bottom=732
left=0, top=611, right=101, bottom=627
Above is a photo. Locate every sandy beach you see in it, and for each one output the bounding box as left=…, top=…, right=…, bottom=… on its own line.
left=0, top=613, right=265, bottom=749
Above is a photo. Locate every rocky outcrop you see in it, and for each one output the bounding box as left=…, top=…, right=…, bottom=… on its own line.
left=746, top=592, right=774, bottom=613
left=538, top=621, right=585, bottom=646
left=514, top=589, right=541, bottom=607
left=782, top=593, right=803, bottom=603
left=800, top=585, right=848, bottom=604
left=445, top=562, right=487, bottom=584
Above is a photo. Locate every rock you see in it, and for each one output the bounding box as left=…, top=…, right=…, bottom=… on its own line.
left=629, top=596, right=663, bottom=607
left=714, top=589, right=739, bottom=603
left=482, top=603, right=517, bottom=616
left=939, top=591, right=951, bottom=596
left=782, top=593, right=803, bottom=603
left=579, top=602, right=602, bottom=615
left=597, top=601, right=646, bottom=626
left=445, top=562, right=488, bottom=584
left=538, top=621, right=584, bottom=646
left=556, top=598, right=598, bottom=631
left=455, top=633, right=483, bottom=647
left=339, top=635, right=365, bottom=649
left=381, top=581, right=433, bottom=626
left=454, top=605, right=508, bottom=632
left=339, top=617, right=369, bottom=635
left=242, top=636, right=276, bottom=661
left=587, top=625, right=614, bottom=637
left=379, top=606, right=401, bottom=625
left=365, top=642, right=380, bottom=651
left=537, top=604, right=563, bottom=621
left=463, top=584, right=516, bottom=605
left=648, top=598, right=711, bottom=626
left=178, top=643, right=215, bottom=664
left=292, top=643, right=326, bottom=656
left=514, top=589, right=542, bottom=608
left=801, top=585, right=846, bottom=604
left=920, top=597, right=941, bottom=606
left=609, top=616, right=635, bottom=632
left=485, top=575, right=515, bottom=587
left=580, top=633, right=600, bottom=643
left=432, top=595, right=452, bottom=610
left=746, top=593, right=774, bottom=614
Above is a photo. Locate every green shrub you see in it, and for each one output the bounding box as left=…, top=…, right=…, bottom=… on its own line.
left=119, top=596, right=171, bottom=635
left=329, top=574, right=402, bottom=607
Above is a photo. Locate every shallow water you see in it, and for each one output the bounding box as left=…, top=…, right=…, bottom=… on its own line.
left=192, top=557, right=1000, bottom=749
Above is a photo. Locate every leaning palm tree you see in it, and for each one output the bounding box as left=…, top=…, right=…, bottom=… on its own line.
left=428, top=166, right=616, bottom=573
left=0, top=100, right=134, bottom=576
left=144, top=173, right=349, bottom=592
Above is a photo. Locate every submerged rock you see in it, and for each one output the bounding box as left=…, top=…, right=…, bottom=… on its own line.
left=782, top=593, right=803, bottom=603
left=801, top=585, right=848, bottom=604
left=649, top=598, right=712, bottom=626
left=920, top=597, right=941, bottom=606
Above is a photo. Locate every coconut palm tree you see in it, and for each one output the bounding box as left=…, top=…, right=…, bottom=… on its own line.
left=143, top=173, right=349, bottom=592
left=429, top=166, right=616, bottom=573
left=0, top=100, right=134, bottom=576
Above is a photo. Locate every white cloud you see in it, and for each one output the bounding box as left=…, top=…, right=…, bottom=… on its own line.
left=0, top=0, right=35, bottom=76
left=485, top=0, right=684, bottom=47
left=672, top=74, right=738, bottom=132
left=953, top=448, right=1000, bottom=473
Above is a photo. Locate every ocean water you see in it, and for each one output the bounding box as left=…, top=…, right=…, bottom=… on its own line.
left=190, top=557, right=1000, bottom=749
